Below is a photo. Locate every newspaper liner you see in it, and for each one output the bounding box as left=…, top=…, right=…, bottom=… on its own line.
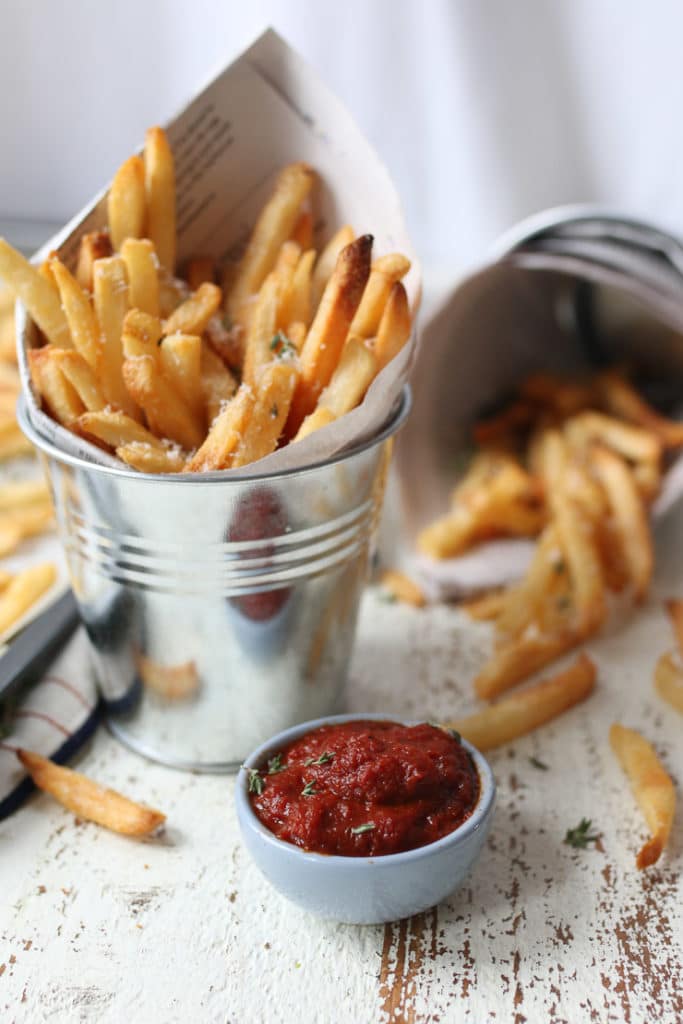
left=396, top=216, right=683, bottom=598
left=17, top=29, right=421, bottom=476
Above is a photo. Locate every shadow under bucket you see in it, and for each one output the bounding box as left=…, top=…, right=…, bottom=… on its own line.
left=18, top=388, right=411, bottom=771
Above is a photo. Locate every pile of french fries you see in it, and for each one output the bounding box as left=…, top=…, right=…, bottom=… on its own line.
left=0, top=128, right=413, bottom=475
left=418, top=370, right=683, bottom=697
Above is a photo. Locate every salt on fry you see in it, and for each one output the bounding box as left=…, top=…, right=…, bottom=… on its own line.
left=163, top=282, right=222, bottom=337
left=609, top=723, right=676, bottom=869
left=159, top=333, right=204, bottom=424
left=448, top=654, right=596, bottom=751
left=17, top=748, right=165, bottom=837
left=232, top=361, right=298, bottom=467
left=187, top=385, right=255, bottom=472
left=241, top=273, right=279, bottom=388
left=200, top=345, right=238, bottom=425
left=117, top=443, right=186, bottom=474
left=123, top=355, right=203, bottom=451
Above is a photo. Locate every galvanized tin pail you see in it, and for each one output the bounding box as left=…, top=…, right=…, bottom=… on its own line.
left=18, top=389, right=410, bottom=771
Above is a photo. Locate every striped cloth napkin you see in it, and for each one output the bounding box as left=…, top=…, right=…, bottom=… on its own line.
left=0, top=627, right=99, bottom=819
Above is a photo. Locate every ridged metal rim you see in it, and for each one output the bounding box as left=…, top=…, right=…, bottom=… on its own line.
left=17, top=386, right=411, bottom=484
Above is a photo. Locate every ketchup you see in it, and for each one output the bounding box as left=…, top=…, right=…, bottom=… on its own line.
left=248, top=720, right=480, bottom=857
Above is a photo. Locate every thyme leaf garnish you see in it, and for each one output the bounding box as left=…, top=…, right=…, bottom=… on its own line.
left=269, top=332, right=296, bottom=358
left=301, top=781, right=318, bottom=797
left=244, top=767, right=264, bottom=795
left=304, top=751, right=334, bottom=767
left=350, top=822, right=375, bottom=835
left=267, top=753, right=285, bottom=775
left=564, top=817, right=601, bottom=849
left=529, top=756, right=549, bottom=771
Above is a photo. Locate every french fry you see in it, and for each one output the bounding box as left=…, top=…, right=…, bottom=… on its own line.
left=374, top=280, right=412, bottom=371
left=496, top=526, right=564, bottom=638
left=287, top=235, right=373, bottom=433
left=75, top=231, right=112, bottom=292
left=0, top=427, right=33, bottom=460
left=654, top=652, right=683, bottom=713
left=159, top=333, right=204, bottom=424
left=200, top=344, right=238, bottom=424
left=231, top=361, right=299, bottom=467
left=520, top=373, right=596, bottom=417
left=665, top=598, right=683, bottom=652
left=0, top=503, right=53, bottom=556
left=122, top=355, right=203, bottom=450
left=116, top=442, right=186, bottom=474
left=163, top=282, right=222, bottom=336
left=17, top=748, right=165, bottom=837
left=280, top=249, right=316, bottom=329
left=187, top=384, right=255, bottom=471
left=0, top=308, right=15, bottom=364
left=0, top=563, right=56, bottom=634
left=380, top=569, right=425, bottom=607
left=350, top=253, right=411, bottom=338
left=286, top=321, right=307, bottom=352
left=228, top=163, right=315, bottom=321
left=121, top=308, right=163, bottom=360
left=448, top=654, right=596, bottom=750
left=311, top=225, right=355, bottom=309
left=144, top=126, right=176, bottom=272
left=565, top=411, right=661, bottom=464
left=52, top=349, right=106, bottom=412
left=591, top=445, right=653, bottom=602
left=0, top=479, right=50, bottom=510
left=318, top=336, right=376, bottom=416
left=599, top=370, right=683, bottom=448
left=609, top=723, right=676, bottom=869
left=121, top=238, right=160, bottom=317
left=292, top=405, right=336, bottom=442
left=136, top=653, right=199, bottom=699
left=242, top=273, right=279, bottom=387
left=92, top=256, right=140, bottom=419
left=28, top=348, right=84, bottom=425
left=473, top=630, right=585, bottom=701
left=0, top=240, right=71, bottom=348
left=185, top=256, right=215, bottom=291
left=290, top=209, right=313, bottom=250
left=50, top=257, right=100, bottom=368
left=107, top=155, right=146, bottom=251
left=461, top=589, right=508, bottom=622
left=76, top=410, right=166, bottom=451
left=158, top=269, right=186, bottom=318
left=473, top=400, right=537, bottom=447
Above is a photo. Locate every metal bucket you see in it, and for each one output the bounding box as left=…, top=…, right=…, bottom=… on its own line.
left=18, top=389, right=410, bottom=771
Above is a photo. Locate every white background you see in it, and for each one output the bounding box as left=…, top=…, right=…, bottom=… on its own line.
left=2, top=0, right=683, bottom=268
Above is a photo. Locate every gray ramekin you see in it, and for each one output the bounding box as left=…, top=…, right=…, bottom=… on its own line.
left=17, top=390, right=410, bottom=771
left=235, top=712, right=496, bottom=924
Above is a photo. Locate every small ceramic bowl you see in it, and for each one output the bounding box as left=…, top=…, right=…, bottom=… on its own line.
left=235, top=712, right=496, bottom=924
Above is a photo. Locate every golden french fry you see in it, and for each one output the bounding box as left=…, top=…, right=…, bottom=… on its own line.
left=92, top=256, right=140, bottom=419
left=287, top=236, right=372, bottom=433
left=200, top=344, right=238, bottom=424
left=0, top=563, right=56, bottom=634
left=551, top=490, right=606, bottom=635
left=187, top=385, right=255, bottom=472
left=286, top=321, right=307, bottom=352
left=609, top=723, right=676, bottom=869
left=50, top=257, right=99, bottom=368
left=136, top=653, right=199, bottom=699
left=76, top=410, right=166, bottom=451
left=461, top=590, right=508, bottom=622
left=0, top=427, right=33, bottom=460
left=0, top=479, right=50, bottom=510
left=474, top=631, right=586, bottom=701
left=0, top=360, right=20, bottom=393
left=158, top=269, right=186, bottom=318
left=631, top=458, right=661, bottom=503
left=144, top=126, right=176, bottom=272
left=232, top=361, right=299, bottom=467
left=654, top=652, right=683, bottom=713
left=565, top=411, right=661, bottom=464
left=0, top=309, right=16, bottom=363
left=293, top=405, right=337, bottom=442
left=242, top=273, right=279, bottom=388
left=380, top=569, right=425, bottom=607
left=665, top=598, right=683, bottom=653
left=280, top=249, right=316, bottom=329
left=51, top=349, right=106, bottom=412
left=350, top=253, right=411, bottom=338
left=185, top=256, right=215, bottom=291
left=318, top=336, right=376, bottom=416
left=116, top=442, right=186, bottom=474
left=0, top=520, right=22, bottom=557
left=290, top=209, right=313, bottom=249
left=75, top=231, right=112, bottom=292
left=163, top=282, right=222, bottom=336
left=599, top=370, right=683, bottom=448
left=228, top=163, right=315, bottom=321
left=473, top=400, right=537, bottom=447
left=448, top=654, right=596, bottom=750
left=159, top=333, right=204, bottom=424
left=0, top=503, right=53, bottom=555
left=28, top=348, right=84, bottom=425
left=373, top=280, right=412, bottom=371
left=121, top=308, right=163, bottom=360
left=17, top=748, right=165, bottom=836
left=122, top=355, right=203, bottom=450
left=108, top=155, right=146, bottom=251
left=0, top=240, right=71, bottom=348
left=591, top=445, right=653, bottom=602
left=311, top=225, right=354, bottom=309
left=121, top=238, right=160, bottom=317
left=495, top=526, right=564, bottom=638
left=520, top=373, right=596, bottom=417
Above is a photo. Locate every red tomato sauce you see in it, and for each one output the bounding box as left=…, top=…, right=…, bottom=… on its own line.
left=248, top=719, right=480, bottom=857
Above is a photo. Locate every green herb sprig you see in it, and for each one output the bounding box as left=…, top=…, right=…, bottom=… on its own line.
left=564, top=817, right=601, bottom=849
left=267, top=753, right=285, bottom=775
left=244, top=767, right=264, bottom=795
left=529, top=756, right=549, bottom=771
left=350, top=822, right=375, bottom=835
left=304, top=751, right=334, bottom=767
left=301, top=781, right=318, bottom=797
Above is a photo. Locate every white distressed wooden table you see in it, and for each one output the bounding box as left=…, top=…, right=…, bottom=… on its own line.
left=1, top=498, right=682, bottom=1024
